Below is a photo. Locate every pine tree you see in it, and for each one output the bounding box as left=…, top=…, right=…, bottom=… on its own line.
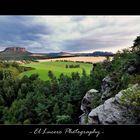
left=132, top=36, right=140, bottom=52
left=48, top=70, right=54, bottom=79
left=65, top=103, right=74, bottom=116
left=35, top=103, right=51, bottom=124
left=52, top=103, right=60, bottom=122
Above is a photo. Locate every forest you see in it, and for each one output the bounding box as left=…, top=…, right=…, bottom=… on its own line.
left=0, top=36, right=140, bottom=124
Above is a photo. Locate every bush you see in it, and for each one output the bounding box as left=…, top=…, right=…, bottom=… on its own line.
left=128, top=75, right=140, bottom=85
left=23, top=119, right=31, bottom=124
left=56, top=115, right=72, bottom=124
left=65, top=64, right=80, bottom=68
left=29, top=74, right=39, bottom=81
left=121, top=84, right=140, bottom=117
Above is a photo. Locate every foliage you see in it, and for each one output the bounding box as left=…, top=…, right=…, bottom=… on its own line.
left=56, top=115, right=72, bottom=124
left=65, top=64, right=80, bottom=68
left=121, top=85, right=140, bottom=118
left=0, top=61, right=91, bottom=124
left=19, top=61, right=92, bottom=81
left=0, top=36, right=140, bottom=124
left=132, top=36, right=140, bottom=52
left=89, top=63, right=108, bottom=89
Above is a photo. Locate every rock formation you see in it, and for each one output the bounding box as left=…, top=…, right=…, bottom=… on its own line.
left=4, top=47, right=26, bottom=53
left=80, top=84, right=139, bottom=124
left=79, top=89, right=100, bottom=124
left=101, top=73, right=120, bottom=100
left=80, top=89, right=99, bottom=113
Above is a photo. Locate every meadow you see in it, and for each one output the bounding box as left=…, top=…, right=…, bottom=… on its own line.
left=19, top=61, right=93, bottom=80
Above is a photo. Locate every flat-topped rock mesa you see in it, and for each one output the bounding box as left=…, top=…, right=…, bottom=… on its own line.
left=4, top=47, right=27, bottom=53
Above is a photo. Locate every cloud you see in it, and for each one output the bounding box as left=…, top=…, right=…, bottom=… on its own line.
left=0, top=16, right=140, bottom=53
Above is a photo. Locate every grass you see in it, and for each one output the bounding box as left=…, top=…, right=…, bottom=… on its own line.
left=19, top=61, right=93, bottom=81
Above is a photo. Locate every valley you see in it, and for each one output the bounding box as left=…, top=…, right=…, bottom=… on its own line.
left=19, top=61, right=93, bottom=80
left=0, top=16, right=140, bottom=126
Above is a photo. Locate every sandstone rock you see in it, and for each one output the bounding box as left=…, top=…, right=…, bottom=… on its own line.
left=101, top=73, right=119, bottom=100
left=79, top=113, right=88, bottom=124
left=4, top=47, right=26, bottom=53
left=88, top=84, right=139, bottom=124
left=115, top=91, right=123, bottom=104
left=80, top=89, right=99, bottom=113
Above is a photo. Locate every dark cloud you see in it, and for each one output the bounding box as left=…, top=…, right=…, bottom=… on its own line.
left=0, top=16, right=52, bottom=50
left=61, top=37, right=124, bottom=52
left=0, top=16, right=139, bottom=53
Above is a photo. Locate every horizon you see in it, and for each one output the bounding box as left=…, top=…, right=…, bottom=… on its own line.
left=0, top=16, right=139, bottom=53
left=1, top=46, right=114, bottom=54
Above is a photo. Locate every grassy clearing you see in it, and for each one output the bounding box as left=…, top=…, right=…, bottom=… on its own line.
left=19, top=61, right=92, bottom=80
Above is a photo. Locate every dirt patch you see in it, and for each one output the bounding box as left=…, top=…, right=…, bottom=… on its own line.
left=38, top=56, right=107, bottom=63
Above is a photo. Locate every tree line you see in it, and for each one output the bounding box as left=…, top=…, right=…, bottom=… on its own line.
left=65, top=64, right=80, bottom=68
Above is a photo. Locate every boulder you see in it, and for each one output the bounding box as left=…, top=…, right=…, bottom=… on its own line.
left=79, top=89, right=100, bottom=124
left=80, top=89, right=99, bottom=113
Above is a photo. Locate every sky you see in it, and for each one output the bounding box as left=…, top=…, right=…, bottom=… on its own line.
left=0, top=16, right=140, bottom=53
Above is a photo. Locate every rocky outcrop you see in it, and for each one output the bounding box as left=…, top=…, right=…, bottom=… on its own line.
left=88, top=84, right=139, bottom=124
left=79, top=83, right=139, bottom=124
left=4, top=47, right=26, bottom=53
left=101, top=73, right=120, bottom=100
left=79, top=113, right=88, bottom=124
left=80, top=89, right=99, bottom=113
left=79, top=89, right=100, bottom=124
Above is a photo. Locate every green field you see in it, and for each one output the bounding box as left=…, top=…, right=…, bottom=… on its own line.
left=19, top=61, right=93, bottom=80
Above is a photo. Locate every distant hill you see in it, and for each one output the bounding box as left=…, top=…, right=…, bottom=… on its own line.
left=0, top=47, right=31, bottom=60
left=0, top=47, right=49, bottom=60
left=48, top=52, right=75, bottom=58
left=75, top=51, right=114, bottom=57
left=0, top=47, right=114, bottom=60
left=58, top=52, right=74, bottom=56
left=91, top=51, right=114, bottom=56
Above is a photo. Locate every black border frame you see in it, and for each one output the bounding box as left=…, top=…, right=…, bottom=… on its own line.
left=0, top=1, right=140, bottom=138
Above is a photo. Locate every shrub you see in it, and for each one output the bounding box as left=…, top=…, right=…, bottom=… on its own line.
left=121, top=84, right=140, bottom=118
left=128, top=74, right=140, bottom=85
left=23, top=119, right=31, bottom=124
left=56, top=115, right=72, bottom=124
